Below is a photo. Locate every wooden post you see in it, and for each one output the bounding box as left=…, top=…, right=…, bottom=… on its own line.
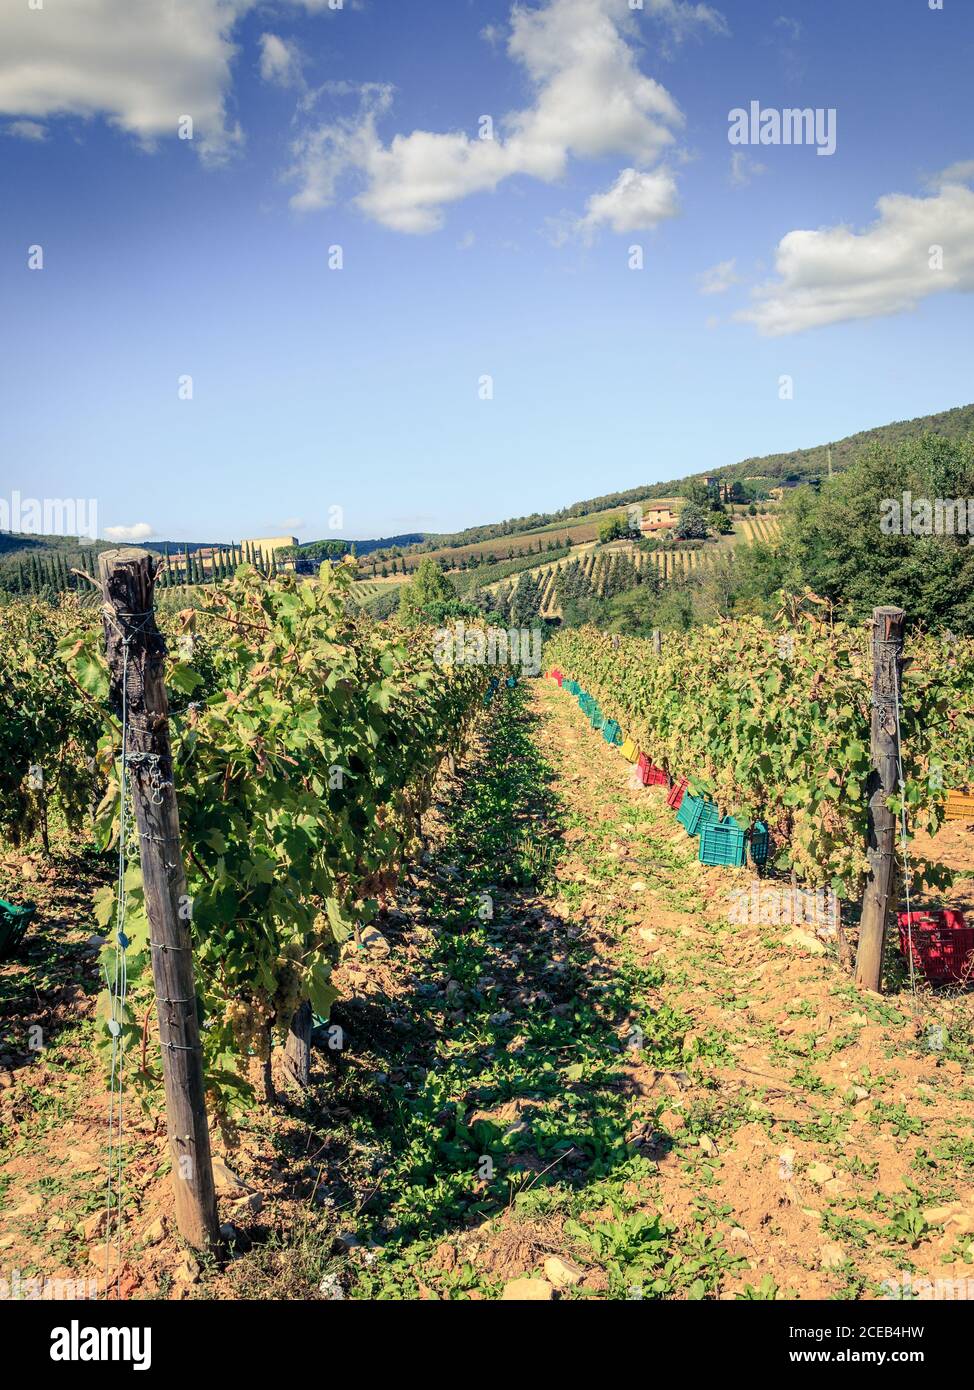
left=284, top=1003, right=313, bottom=1089
left=98, top=547, right=219, bottom=1251
left=652, top=629, right=662, bottom=656
left=855, top=606, right=906, bottom=993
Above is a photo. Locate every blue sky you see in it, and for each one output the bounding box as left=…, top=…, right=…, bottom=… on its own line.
left=1, top=0, right=972, bottom=543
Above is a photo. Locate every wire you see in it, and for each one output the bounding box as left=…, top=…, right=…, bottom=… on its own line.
left=103, top=632, right=131, bottom=1299
left=891, top=661, right=917, bottom=1004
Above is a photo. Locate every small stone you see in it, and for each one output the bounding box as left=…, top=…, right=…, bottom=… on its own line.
left=89, top=1241, right=122, bottom=1272
left=141, top=1217, right=166, bottom=1246
left=638, top=928, right=657, bottom=943
left=232, top=1191, right=263, bottom=1218
left=543, top=1256, right=585, bottom=1289
left=0, top=1072, right=14, bottom=1090
left=173, top=1256, right=199, bottom=1284
left=10, top=1194, right=43, bottom=1218
left=360, top=926, right=390, bottom=956
left=211, top=1158, right=251, bottom=1195
left=334, top=1231, right=361, bottom=1252
left=78, top=1210, right=107, bottom=1241
left=787, top=929, right=827, bottom=956
left=820, top=1242, right=847, bottom=1270
left=66, top=1149, right=100, bottom=1173
left=851, top=1086, right=869, bottom=1103
left=699, top=1134, right=719, bottom=1158
left=0, top=1235, right=16, bottom=1250
left=501, top=1277, right=554, bottom=1301
left=806, top=1162, right=834, bottom=1186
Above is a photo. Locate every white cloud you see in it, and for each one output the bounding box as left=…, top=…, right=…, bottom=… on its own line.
left=698, top=257, right=739, bottom=294
left=286, top=0, right=720, bottom=233
left=774, top=15, right=802, bottom=42
left=729, top=150, right=766, bottom=186
left=259, top=33, right=302, bottom=89
left=578, top=167, right=679, bottom=236
left=4, top=118, right=47, bottom=140
left=643, top=0, right=728, bottom=42
left=738, top=177, right=974, bottom=336
left=0, top=0, right=250, bottom=160
left=927, top=159, right=974, bottom=189
left=104, top=522, right=155, bottom=542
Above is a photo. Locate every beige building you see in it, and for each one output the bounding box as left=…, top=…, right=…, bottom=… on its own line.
left=639, top=506, right=677, bottom=534
left=242, top=535, right=298, bottom=553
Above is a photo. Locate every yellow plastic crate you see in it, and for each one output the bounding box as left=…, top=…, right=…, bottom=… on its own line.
left=946, top=790, right=974, bottom=821
left=620, top=737, right=639, bottom=763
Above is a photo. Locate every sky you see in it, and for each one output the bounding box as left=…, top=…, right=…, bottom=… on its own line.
left=1, top=0, right=973, bottom=544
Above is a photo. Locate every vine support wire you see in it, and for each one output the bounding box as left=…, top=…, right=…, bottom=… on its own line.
left=892, top=671, right=918, bottom=1004
left=103, top=633, right=131, bottom=1298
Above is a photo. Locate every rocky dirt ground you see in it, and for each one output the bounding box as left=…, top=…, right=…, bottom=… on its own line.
left=1, top=678, right=973, bottom=1301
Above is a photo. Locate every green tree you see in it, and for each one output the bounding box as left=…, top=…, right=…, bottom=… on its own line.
left=673, top=502, right=710, bottom=540
left=399, top=556, right=461, bottom=624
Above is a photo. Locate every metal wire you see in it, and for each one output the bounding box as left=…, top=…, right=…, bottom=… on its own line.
left=103, top=635, right=130, bottom=1299
left=891, top=662, right=917, bottom=1002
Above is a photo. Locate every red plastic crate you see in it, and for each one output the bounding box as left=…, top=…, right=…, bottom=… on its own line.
left=666, top=777, right=689, bottom=810
left=636, top=754, right=669, bottom=788
left=897, top=909, right=974, bottom=985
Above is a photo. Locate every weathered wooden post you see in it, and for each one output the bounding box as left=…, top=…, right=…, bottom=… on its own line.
left=652, top=629, right=662, bottom=656
left=284, top=1003, right=313, bottom=1089
left=855, top=606, right=906, bottom=993
left=98, top=548, right=220, bottom=1250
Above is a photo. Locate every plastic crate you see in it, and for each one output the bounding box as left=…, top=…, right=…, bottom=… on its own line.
left=590, top=705, right=604, bottom=731
left=0, top=898, right=36, bottom=961
left=676, top=793, right=719, bottom=836
left=620, top=737, right=639, bottom=763
left=666, top=777, right=689, bottom=811
left=699, top=817, right=747, bottom=867
left=602, top=719, right=622, bottom=745
left=946, top=791, right=974, bottom=821
left=748, top=821, right=771, bottom=866
left=897, top=909, right=974, bottom=984
left=636, top=754, right=668, bottom=788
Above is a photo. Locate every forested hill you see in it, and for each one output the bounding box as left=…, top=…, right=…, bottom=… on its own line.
left=408, top=402, right=974, bottom=553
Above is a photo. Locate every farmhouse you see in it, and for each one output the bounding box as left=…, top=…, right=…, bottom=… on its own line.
left=639, top=505, right=677, bottom=534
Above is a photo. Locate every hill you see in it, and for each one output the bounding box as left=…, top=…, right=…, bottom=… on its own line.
left=358, top=401, right=974, bottom=558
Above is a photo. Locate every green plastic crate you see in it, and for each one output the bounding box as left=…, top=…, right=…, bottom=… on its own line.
left=676, top=793, right=719, bottom=837
left=699, top=817, right=747, bottom=867
left=748, top=821, right=771, bottom=866
left=0, top=898, right=36, bottom=960
left=602, top=719, right=622, bottom=745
